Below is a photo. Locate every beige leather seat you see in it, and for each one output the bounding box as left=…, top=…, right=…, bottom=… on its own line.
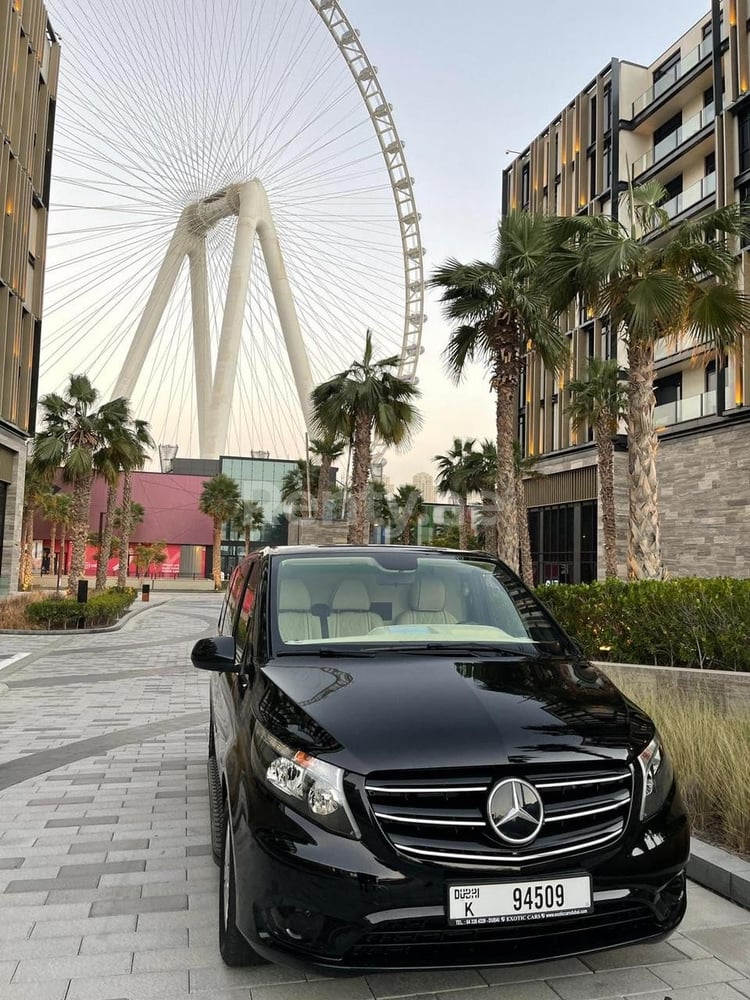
left=277, top=579, right=322, bottom=642
left=329, top=581, right=384, bottom=638
left=396, top=578, right=458, bottom=625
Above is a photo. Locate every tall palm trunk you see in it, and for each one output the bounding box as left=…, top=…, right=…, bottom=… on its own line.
left=595, top=418, right=619, bottom=579
left=626, top=340, right=664, bottom=580
left=49, top=522, right=58, bottom=576
left=516, top=475, right=534, bottom=587
left=458, top=497, right=468, bottom=550
left=481, top=495, right=498, bottom=556
left=57, top=523, right=68, bottom=594
left=348, top=411, right=372, bottom=545
left=212, top=518, right=222, bottom=590
left=19, top=506, right=34, bottom=590
left=244, top=526, right=251, bottom=557
left=316, top=455, right=332, bottom=520
left=96, top=482, right=118, bottom=591
left=494, top=355, right=520, bottom=570
left=67, top=471, right=93, bottom=597
left=117, top=472, right=133, bottom=589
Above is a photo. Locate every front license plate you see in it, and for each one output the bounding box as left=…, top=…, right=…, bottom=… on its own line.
left=448, top=875, right=592, bottom=926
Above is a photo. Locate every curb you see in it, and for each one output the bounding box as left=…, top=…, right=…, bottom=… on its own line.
left=0, top=595, right=170, bottom=637
left=688, top=835, right=750, bottom=910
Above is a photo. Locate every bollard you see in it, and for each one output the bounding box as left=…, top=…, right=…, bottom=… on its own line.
left=77, top=580, right=88, bottom=603
left=142, top=583, right=150, bottom=602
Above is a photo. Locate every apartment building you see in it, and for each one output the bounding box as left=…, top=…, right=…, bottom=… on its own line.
left=412, top=471, right=436, bottom=503
left=0, top=0, right=59, bottom=592
left=503, top=0, right=750, bottom=582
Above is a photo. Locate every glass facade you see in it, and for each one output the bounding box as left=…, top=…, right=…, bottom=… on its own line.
left=219, top=455, right=300, bottom=576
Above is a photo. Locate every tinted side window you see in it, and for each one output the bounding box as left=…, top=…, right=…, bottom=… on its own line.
left=236, top=561, right=261, bottom=652
left=220, top=563, right=250, bottom=637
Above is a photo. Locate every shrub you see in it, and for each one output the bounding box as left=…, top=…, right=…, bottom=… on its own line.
left=24, top=588, right=137, bottom=630
left=609, top=674, right=750, bottom=856
left=0, top=593, right=42, bottom=630
left=536, top=578, right=750, bottom=671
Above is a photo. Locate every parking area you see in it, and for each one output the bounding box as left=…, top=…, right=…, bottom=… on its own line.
left=0, top=594, right=749, bottom=1000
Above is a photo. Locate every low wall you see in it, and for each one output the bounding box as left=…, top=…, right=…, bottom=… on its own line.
left=598, top=661, right=750, bottom=716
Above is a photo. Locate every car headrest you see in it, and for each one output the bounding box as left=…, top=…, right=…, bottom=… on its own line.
left=410, top=578, right=446, bottom=612
left=331, top=580, right=371, bottom=612
left=278, top=579, right=312, bottom=612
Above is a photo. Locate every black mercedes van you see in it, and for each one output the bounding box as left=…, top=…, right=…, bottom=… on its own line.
left=192, top=546, right=689, bottom=971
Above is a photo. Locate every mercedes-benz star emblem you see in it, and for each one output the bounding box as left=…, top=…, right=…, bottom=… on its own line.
left=487, top=778, right=544, bottom=845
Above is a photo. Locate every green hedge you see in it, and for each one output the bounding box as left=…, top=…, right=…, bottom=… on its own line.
left=26, top=587, right=138, bottom=630
left=534, top=578, right=750, bottom=672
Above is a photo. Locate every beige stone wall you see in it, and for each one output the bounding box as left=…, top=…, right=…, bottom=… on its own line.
left=657, top=422, right=750, bottom=578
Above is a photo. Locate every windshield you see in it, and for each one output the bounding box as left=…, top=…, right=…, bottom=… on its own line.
left=270, top=551, right=573, bottom=656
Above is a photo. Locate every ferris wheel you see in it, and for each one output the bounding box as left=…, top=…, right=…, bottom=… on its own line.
left=40, top=0, right=425, bottom=461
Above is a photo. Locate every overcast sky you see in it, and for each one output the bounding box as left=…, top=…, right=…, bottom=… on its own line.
left=342, top=0, right=711, bottom=486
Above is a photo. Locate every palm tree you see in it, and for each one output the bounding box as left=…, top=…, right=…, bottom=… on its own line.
left=551, top=181, right=750, bottom=578
left=93, top=423, right=144, bottom=591
left=310, top=330, right=421, bottom=545
left=40, top=491, right=72, bottom=585
left=309, top=433, right=346, bottom=520
left=433, top=438, right=476, bottom=549
left=33, top=375, right=131, bottom=596
left=116, top=419, right=154, bottom=589
left=466, top=439, right=498, bottom=556
left=280, top=460, right=320, bottom=517
left=199, top=474, right=241, bottom=589
left=566, top=358, right=627, bottom=580
left=513, top=443, right=543, bottom=588
left=18, top=464, right=51, bottom=591
left=390, top=484, right=425, bottom=545
left=430, top=213, right=570, bottom=571
left=233, top=500, right=265, bottom=556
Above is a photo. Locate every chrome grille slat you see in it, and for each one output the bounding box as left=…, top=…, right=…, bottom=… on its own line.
left=365, top=765, right=633, bottom=867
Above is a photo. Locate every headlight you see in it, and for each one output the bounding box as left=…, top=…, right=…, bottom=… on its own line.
left=637, top=734, right=674, bottom=820
left=253, top=724, right=360, bottom=839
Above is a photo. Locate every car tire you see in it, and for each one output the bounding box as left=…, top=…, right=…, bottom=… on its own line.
left=219, top=807, right=267, bottom=967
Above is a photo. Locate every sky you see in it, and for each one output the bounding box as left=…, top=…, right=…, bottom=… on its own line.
left=341, top=0, right=711, bottom=486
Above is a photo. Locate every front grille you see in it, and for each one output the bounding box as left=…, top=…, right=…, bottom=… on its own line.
left=365, top=764, right=633, bottom=866
left=346, top=897, right=655, bottom=968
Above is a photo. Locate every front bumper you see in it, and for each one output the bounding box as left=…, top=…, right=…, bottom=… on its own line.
left=231, top=786, right=690, bottom=971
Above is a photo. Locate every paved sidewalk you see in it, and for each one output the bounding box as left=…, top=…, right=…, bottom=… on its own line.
left=0, top=595, right=748, bottom=1000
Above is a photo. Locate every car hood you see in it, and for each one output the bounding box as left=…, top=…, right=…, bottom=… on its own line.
left=259, top=655, right=649, bottom=774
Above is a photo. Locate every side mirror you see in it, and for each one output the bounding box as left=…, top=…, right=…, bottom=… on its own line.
left=191, top=635, right=237, bottom=672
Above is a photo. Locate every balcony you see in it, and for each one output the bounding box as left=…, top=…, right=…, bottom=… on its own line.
left=632, top=37, right=713, bottom=117
left=633, top=104, right=715, bottom=176
left=654, top=390, right=716, bottom=428
left=662, top=172, right=715, bottom=220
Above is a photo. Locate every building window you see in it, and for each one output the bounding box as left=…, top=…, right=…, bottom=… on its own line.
left=529, top=500, right=598, bottom=586
left=705, top=151, right=716, bottom=176
left=603, top=85, right=612, bottom=132
left=603, top=141, right=612, bottom=189
left=521, top=162, right=530, bottom=210
left=588, top=153, right=596, bottom=196
left=739, top=109, right=750, bottom=173
left=654, top=372, right=682, bottom=407
left=589, top=95, right=597, bottom=143
left=653, top=51, right=681, bottom=99
left=654, top=112, right=682, bottom=148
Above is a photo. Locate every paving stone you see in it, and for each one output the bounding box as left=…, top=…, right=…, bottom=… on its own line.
left=90, top=893, right=188, bottom=916
left=480, top=957, right=591, bottom=984
left=439, top=986, right=560, bottom=1000
left=366, top=969, right=486, bottom=998
left=59, top=859, right=146, bottom=877
left=582, top=940, right=687, bottom=971
left=0, top=859, right=23, bottom=869
left=684, top=926, right=750, bottom=975
left=544, top=967, right=669, bottom=1000
left=4, top=875, right=100, bottom=893
left=679, top=885, right=750, bottom=932
left=44, top=816, right=120, bottom=828
left=12, top=951, right=133, bottom=982
left=31, top=915, right=137, bottom=938
left=65, top=970, right=190, bottom=1000
left=79, top=928, right=187, bottom=954
left=189, top=964, right=307, bottom=992
left=648, top=957, right=744, bottom=988
left=630, top=985, right=750, bottom=1000
left=0, top=935, right=82, bottom=959
left=0, top=982, right=69, bottom=1000
left=0, top=964, right=17, bottom=987
left=251, top=979, right=376, bottom=1000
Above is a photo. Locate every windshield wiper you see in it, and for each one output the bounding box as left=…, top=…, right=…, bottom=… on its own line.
left=275, top=648, right=375, bottom=658
left=354, top=642, right=541, bottom=658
